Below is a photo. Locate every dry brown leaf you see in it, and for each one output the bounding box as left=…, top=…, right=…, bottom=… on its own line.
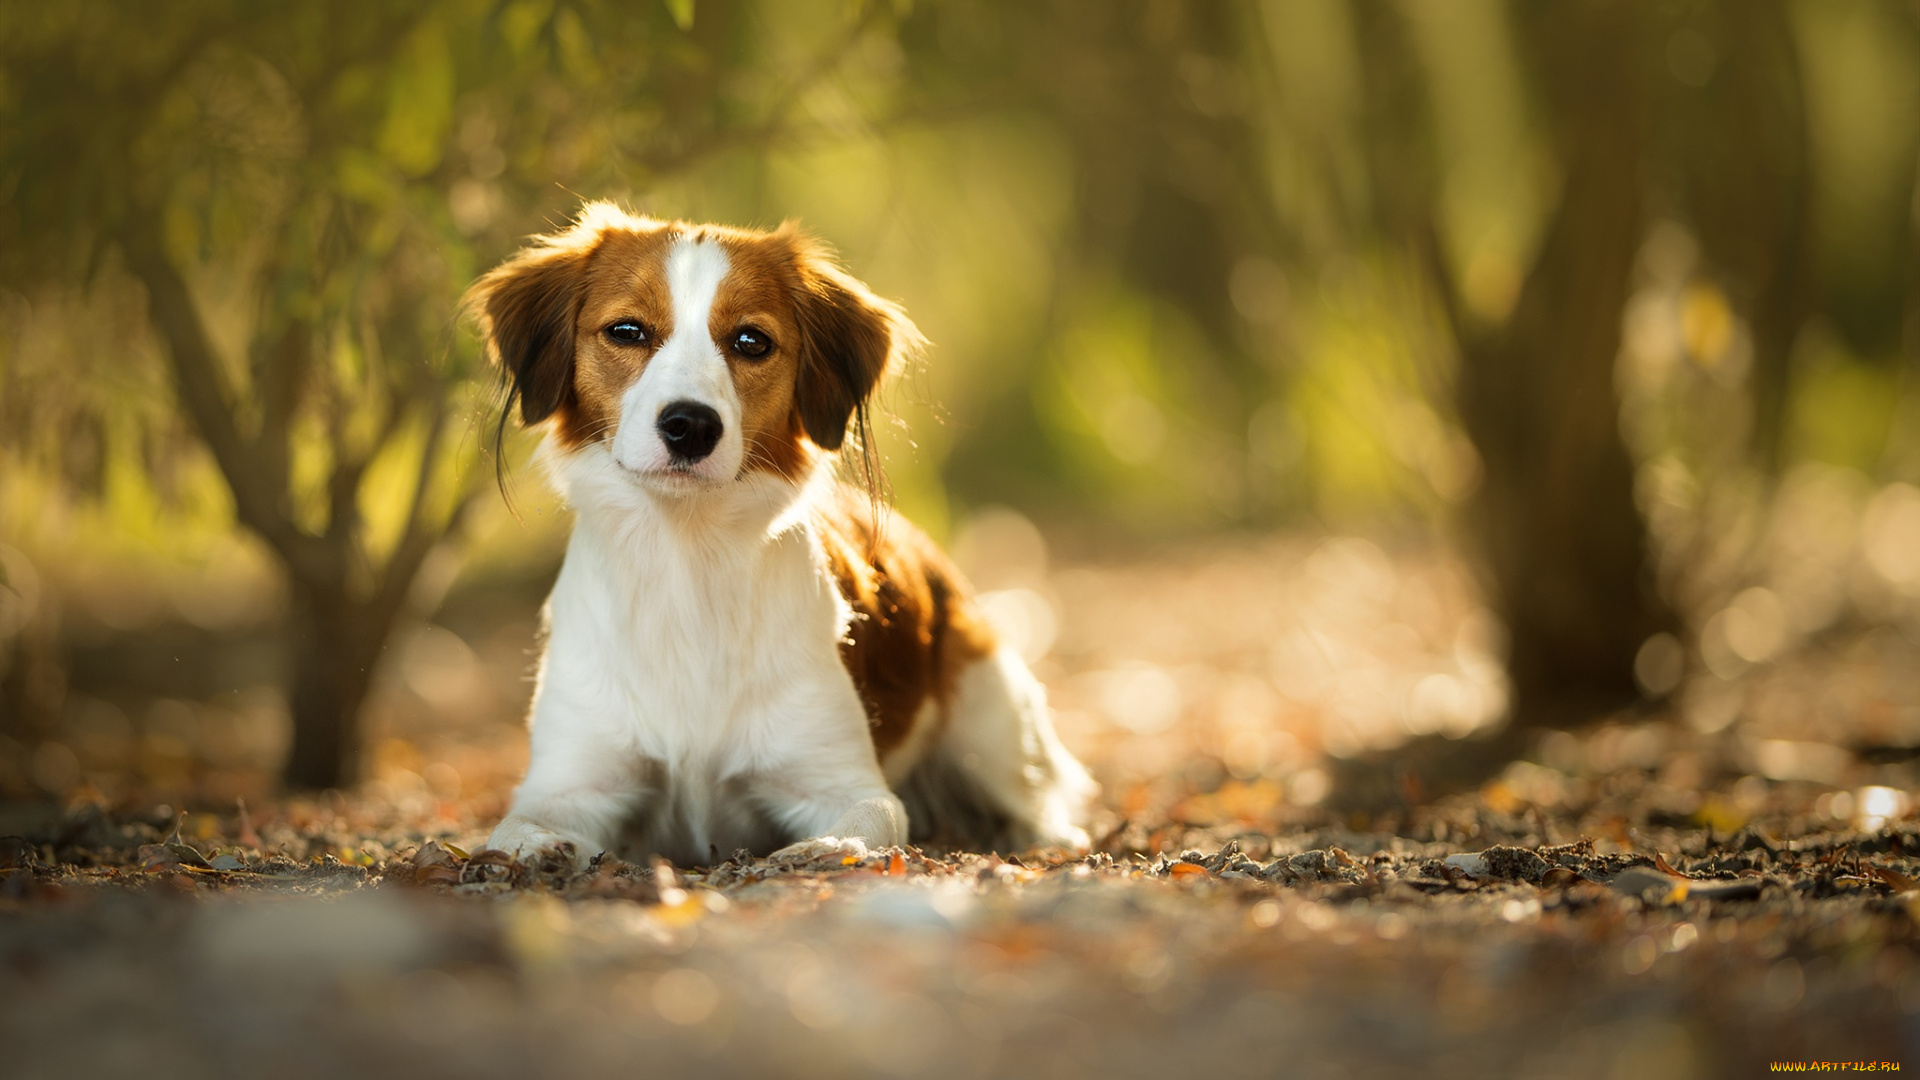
left=414, top=864, right=462, bottom=886
left=1169, top=862, right=1209, bottom=880
left=1540, top=866, right=1582, bottom=889
left=462, top=848, right=521, bottom=885
left=1868, top=864, right=1917, bottom=892
left=413, top=840, right=462, bottom=869
left=137, top=843, right=211, bottom=872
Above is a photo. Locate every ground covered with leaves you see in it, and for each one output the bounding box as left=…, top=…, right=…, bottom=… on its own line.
left=4, top=725, right=1918, bottom=1080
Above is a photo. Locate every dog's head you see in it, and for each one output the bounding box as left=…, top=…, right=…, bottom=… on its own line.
left=466, top=203, right=922, bottom=493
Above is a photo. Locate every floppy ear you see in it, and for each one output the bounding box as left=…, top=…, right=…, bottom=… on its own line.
left=464, top=241, right=592, bottom=426
left=791, top=246, right=924, bottom=451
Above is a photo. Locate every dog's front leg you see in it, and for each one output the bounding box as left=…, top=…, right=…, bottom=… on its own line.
left=489, top=728, right=647, bottom=870
left=767, top=794, right=906, bottom=864
left=757, top=747, right=907, bottom=865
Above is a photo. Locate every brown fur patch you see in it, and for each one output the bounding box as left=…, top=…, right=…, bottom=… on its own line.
left=560, top=225, right=681, bottom=449
left=816, top=487, right=999, bottom=759
left=707, top=224, right=814, bottom=479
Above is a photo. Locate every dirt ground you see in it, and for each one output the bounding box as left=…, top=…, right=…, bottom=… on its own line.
left=3, top=755, right=1917, bottom=1079
left=4, top=535, right=1919, bottom=1078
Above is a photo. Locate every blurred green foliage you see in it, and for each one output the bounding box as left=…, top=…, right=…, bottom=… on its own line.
left=7, top=0, right=1917, bottom=547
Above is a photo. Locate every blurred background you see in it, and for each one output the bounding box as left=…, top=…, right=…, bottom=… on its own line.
left=2, top=0, right=1918, bottom=829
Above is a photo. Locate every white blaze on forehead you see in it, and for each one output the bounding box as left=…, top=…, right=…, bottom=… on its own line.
left=636, top=235, right=732, bottom=410
left=666, top=235, right=730, bottom=343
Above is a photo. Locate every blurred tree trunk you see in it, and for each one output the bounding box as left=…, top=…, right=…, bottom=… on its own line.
left=1361, top=1, right=1673, bottom=727
left=1453, top=125, right=1661, bottom=722
left=122, top=217, right=462, bottom=791
left=1465, top=5, right=1672, bottom=723
left=284, top=588, right=386, bottom=790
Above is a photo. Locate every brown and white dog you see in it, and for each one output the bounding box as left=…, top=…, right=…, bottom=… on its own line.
left=466, top=203, right=1095, bottom=867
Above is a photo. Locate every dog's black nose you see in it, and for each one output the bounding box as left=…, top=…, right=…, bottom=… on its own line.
left=656, top=400, right=723, bottom=463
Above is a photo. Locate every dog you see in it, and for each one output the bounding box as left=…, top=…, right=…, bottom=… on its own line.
left=466, top=203, right=1095, bottom=868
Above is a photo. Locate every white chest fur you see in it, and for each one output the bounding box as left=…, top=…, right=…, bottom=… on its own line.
left=493, top=452, right=900, bottom=866
left=543, top=469, right=846, bottom=765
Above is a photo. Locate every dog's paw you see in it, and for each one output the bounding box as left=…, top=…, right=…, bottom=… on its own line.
left=488, top=817, right=593, bottom=871
left=1030, top=829, right=1091, bottom=856
left=1037, top=820, right=1093, bottom=854
left=769, top=835, right=873, bottom=867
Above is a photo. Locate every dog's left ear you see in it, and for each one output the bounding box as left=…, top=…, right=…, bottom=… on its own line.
left=791, top=241, right=924, bottom=451
left=464, top=240, right=594, bottom=428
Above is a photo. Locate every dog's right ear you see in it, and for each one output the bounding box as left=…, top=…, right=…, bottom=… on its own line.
left=464, top=240, right=594, bottom=426
left=787, top=233, right=925, bottom=453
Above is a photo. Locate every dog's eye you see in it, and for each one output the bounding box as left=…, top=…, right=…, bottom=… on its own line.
left=731, top=328, right=772, bottom=359
left=606, top=321, right=649, bottom=345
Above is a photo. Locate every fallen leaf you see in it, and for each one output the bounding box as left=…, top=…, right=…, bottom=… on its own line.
left=1609, top=868, right=1689, bottom=905
left=138, top=842, right=214, bottom=872
left=1169, top=862, right=1209, bottom=880
left=1868, top=864, right=1917, bottom=892
left=1610, top=868, right=1763, bottom=904
left=413, top=840, right=463, bottom=869
left=1540, top=866, right=1582, bottom=889
left=886, top=851, right=907, bottom=877
left=1652, top=852, right=1685, bottom=878
left=462, top=849, right=521, bottom=885
left=414, top=864, right=462, bottom=886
